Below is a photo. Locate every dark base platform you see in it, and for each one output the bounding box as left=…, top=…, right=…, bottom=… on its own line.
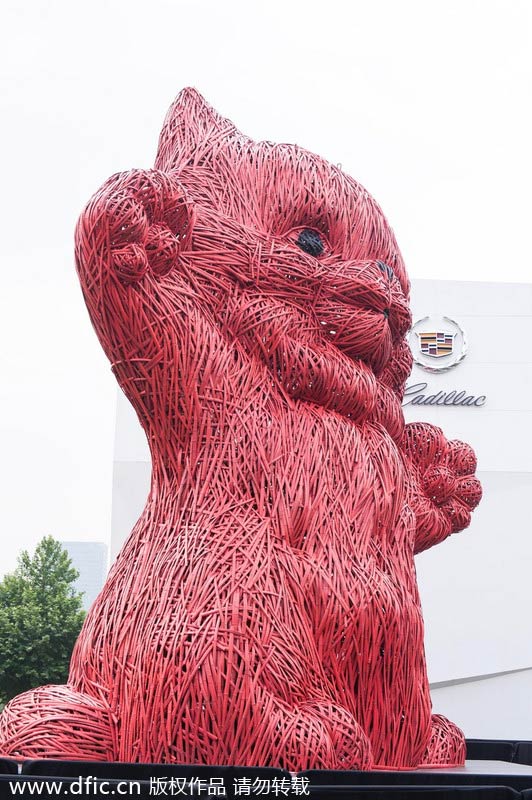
left=1, top=754, right=532, bottom=798
left=302, top=760, right=532, bottom=798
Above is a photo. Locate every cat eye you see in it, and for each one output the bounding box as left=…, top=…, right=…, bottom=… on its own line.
left=297, top=228, right=324, bottom=257
left=287, top=226, right=330, bottom=258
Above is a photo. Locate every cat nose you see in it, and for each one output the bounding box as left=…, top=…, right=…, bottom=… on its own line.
left=377, top=260, right=395, bottom=281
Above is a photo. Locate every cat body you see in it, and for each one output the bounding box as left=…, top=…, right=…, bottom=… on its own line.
left=0, top=89, right=481, bottom=769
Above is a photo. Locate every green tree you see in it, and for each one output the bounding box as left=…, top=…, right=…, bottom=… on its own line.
left=0, top=536, right=86, bottom=704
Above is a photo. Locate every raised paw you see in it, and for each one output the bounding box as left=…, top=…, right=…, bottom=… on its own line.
left=439, top=439, right=483, bottom=531
left=75, top=169, right=194, bottom=287
left=403, top=422, right=482, bottom=552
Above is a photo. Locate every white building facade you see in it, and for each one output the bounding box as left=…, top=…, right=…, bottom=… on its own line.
left=60, top=540, right=109, bottom=612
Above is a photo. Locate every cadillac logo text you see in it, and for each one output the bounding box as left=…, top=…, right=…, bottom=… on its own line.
left=403, top=382, right=486, bottom=407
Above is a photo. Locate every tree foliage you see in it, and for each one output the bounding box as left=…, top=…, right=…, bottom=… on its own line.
left=0, top=536, right=86, bottom=704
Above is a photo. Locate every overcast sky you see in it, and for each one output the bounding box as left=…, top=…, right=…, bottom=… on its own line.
left=0, top=0, right=530, bottom=577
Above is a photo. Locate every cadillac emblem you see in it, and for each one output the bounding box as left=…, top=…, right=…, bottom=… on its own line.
left=408, top=316, right=468, bottom=373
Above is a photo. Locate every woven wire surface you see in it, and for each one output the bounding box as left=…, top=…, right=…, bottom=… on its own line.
left=0, top=89, right=481, bottom=770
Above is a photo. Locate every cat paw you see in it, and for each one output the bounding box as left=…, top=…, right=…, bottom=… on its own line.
left=420, top=713, right=466, bottom=767
left=403, top=422, right=482, bottom=551
left=0, top=684, right=116, bottom=760
left=76, top=169, right=194, bottom=286
left=441, top=439, right=483, bottom=530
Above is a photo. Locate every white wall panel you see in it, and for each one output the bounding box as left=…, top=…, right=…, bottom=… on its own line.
left=114, top=389, right=150, bottom=463
left=418, top=471, right=532, bottom=682
left=431, top=670, right=532, bottom=740
left=410, top=280, right=532, bottom=319
left=111, top=460, right=151, bottom=560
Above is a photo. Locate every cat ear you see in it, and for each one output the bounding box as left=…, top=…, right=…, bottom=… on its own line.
left=155, top=87, right=243, bottom=171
